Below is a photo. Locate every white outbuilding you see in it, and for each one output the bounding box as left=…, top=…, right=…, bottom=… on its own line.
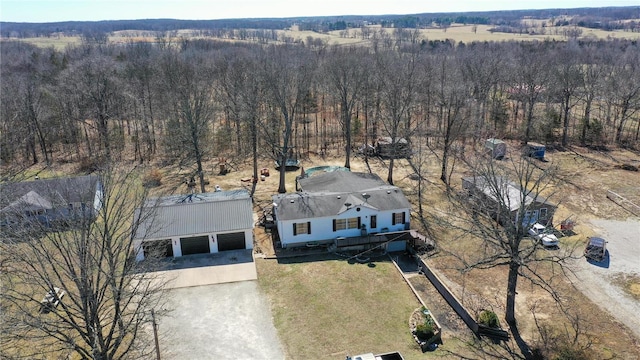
left=132, top=189, right=253, bottom=261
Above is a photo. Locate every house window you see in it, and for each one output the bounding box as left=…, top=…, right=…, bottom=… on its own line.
left=27, top=209, right=45, bottom=216
left=333, top=217, right=360, bottom=231
left=293, top=222, right=311, bottom=235
left=392, top=212, right=405, bottom=225
left=370, top=215, right=377, bottom=229
left=540, top=208, right=548, bottom=219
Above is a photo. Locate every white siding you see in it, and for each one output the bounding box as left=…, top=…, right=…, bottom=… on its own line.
left=134, top=228, right=252, bottom=261
left=278, top=207, right=409, bottom=247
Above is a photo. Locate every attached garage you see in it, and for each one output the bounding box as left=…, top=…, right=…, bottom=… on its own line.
left=217, top=232, right=246, bottom=251
left=180, top=235, right=210, bottom=256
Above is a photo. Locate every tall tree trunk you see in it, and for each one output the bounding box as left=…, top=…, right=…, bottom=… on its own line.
left=344, top=109, right=352, bottom=169
left=615, top=102, right=629, bottom=144
left=440, top=147, right=449, bottom=185
left=561, top=93, right=571, bottom=147
left=250, top=117, right=258, bottom=198
left=524, top=98, right=535, bottom=144
left=505, top=260, right=519, bottom=326
left=580, top=96, right=592, bottom=146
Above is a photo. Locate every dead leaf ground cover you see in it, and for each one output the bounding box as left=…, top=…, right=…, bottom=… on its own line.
left=160, top=141, right=640, bottom=358
left=5, top=140, right=638, bottom=358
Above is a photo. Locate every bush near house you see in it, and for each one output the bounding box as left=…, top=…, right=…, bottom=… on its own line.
left=478, top=309, right=500, bottom=328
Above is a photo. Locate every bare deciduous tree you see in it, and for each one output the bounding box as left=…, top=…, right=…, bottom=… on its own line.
left=260, top=45, right=315, bottom=193
left=509, top=43, right=551, bottom=144
left=324, top=46, right=367, bottom=169
left=441, top=156, right=578, bottom=359
left=434, top=54, right=470, bottom=186
left=220, top=48, right=263, bottom=197
left=374, top=49, right=418, bottom=185
left=159, top=49, right=218, bottom=193
left=0, top=167, right=167, bottom=360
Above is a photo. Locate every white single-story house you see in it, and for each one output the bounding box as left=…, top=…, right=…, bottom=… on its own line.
left=0, top=175, right=102, bottom=229
left=132, top=189, right=253, bottom=261
left=272, top=171, right=411, bottom=249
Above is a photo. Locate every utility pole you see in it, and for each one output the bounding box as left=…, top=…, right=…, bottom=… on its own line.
left=151, top=308, right=161, bottom=360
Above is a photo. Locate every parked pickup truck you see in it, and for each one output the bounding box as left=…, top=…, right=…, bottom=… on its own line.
left=527, top=223, right=559, bottom=248
left=584, top=237, right=607, bottom=262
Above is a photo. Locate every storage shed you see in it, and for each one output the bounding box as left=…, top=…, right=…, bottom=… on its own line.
left=523, top=142, right=546, bottom=160
left=375, top=137, right=411, bottom=159
left=485, top=138, right=506, bottom=160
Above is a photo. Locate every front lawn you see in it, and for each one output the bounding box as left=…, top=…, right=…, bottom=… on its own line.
left=256, top=254, right=425, bottom=360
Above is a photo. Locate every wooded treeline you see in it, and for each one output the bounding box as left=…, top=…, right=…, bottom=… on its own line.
left=1, top=36, right=639, bottom=182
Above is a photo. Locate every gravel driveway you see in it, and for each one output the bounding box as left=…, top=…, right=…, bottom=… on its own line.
left=158, top=281, right=285, bottom=360
left=570, top=218, right=640, bottom=339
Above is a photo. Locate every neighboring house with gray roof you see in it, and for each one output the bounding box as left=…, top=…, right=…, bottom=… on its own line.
left=272, top=172, right=411, bottom=248
left=0, top=175, right=102, bottom=230
left=462, top=175, right=556, bottom=226
left=132, top=189, right=254, bottom=261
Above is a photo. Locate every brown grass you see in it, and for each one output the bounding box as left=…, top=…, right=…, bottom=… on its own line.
left=8, top=19, right=640, bottom=50
left=256, top=255, right=426, bottom=360
left=405, top=142, right=640, bottom=358
left=182, top=142, right=640, bottom=358
left=613, top=273, right=640, bottom=302
left=0, top=35, right=81, bottom=50
left=4, top=134, right=638, bottom=358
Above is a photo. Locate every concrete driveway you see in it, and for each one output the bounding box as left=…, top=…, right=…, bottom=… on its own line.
left=158, top=281, right=285, bottom=360
left=152, top=249, right=258, bottom=289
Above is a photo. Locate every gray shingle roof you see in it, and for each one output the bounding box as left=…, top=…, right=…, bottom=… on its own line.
left=462, top=175, right=554, bottom=211
left=0, top=175, right=100, bottom=212
left=274, top=172, right=410, bottom=221
left=298, top=171, right=388, bottom=193
left=133, top=189, right=253, bottom=240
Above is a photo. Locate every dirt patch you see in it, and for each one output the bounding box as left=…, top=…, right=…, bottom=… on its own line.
left=613, top=273, right=640, bottom=301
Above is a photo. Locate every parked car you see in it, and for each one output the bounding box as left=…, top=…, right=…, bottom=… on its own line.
left=527, top=223, right=559, bottom=247
left=584, top=237, right=607, bottom=262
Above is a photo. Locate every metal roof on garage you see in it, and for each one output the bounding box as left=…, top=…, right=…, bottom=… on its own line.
left=133, top=189, right=253, bottom=240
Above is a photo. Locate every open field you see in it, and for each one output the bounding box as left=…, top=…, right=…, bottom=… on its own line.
left=5, top=20, right=640, bottom=50
left=334, top=23, right=640, bottom=43
left=0, top=35, right=82, bottom=50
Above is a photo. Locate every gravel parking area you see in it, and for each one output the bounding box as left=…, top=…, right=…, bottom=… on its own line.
left=158, top=281, right=285, bottom=360
left=570, top=218, right=640, bottom=339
